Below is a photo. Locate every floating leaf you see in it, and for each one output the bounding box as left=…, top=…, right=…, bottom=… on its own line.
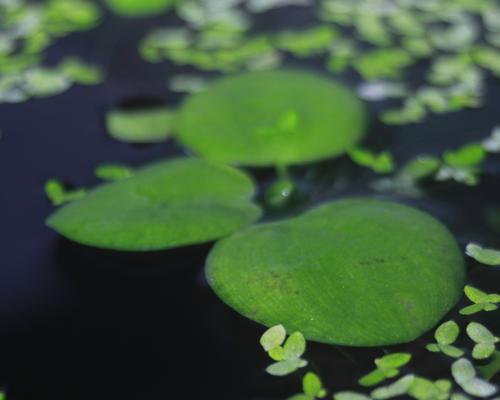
left=371, top=374, right=415, bottom=399
left=176, top=70, right=367, bottom=166
left=265, top=179, right=296, bottom=209
left=408, top=376, right=451, bottom=400
left=359, top=369, right=392, bottom=387
left=466, top=243, right=500, bottom=266
left=348, top=148, right=394, bottom=174
left=274, top=25, right=338, bottom=57
left=105, top=0, right=174, bottom=16
left=478, top=351, right=500, bottom=381
left=303, top=372, right=326, bottom=398
left=443, top=144, right=486, bottom=169
left=45, top=179, right=86, bottom=206
left=106, top=107, right=176, bottom=143
left=59, top=57, right=104, bottom=85
left=467, top=322, right=499, bottom=360
left=266, top=359, right=307, bottom=376
left=94, top=164, right=134, bottom=181
left=333, top=392, right=371, bottom=400
left=452, top=358, right=498, bottom=398
left=260, top=324, right=286, bottom=352
left=375, top=353, right=412, bottom=370
left=435, top=321, right=460, bottom=346
left=460, top=286, right=499, bottom=315
left=46, top=158, right=261, bottom=251
left=283, top=332, right=306, bottom=360
left=206, top=199, right=466, bottom=347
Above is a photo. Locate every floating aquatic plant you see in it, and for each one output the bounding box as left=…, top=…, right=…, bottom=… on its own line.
left=426, top=320, right=464, bottom=358
left=94, top=164, right=134, bottom=181
left=104, top=0, right=174, bottom=17
left=207, top=199, right=465, bottom=346
left=359, top=353, right=412, bottom=387
left=466, top=322, right=499, bottom=360
left=452, top=358, right=497, bottom=397
left=466, top=243, right=500, bottom=266
left=44, top=179, right=86, bottom=206
left=288, top=372, right=327, bottom=400
left=106, top=106, right=176, bottom=144
left=46, top=158, right=261, bottom=251
left=176, top=70, right=367, bottom=166
left=460, top=286, right=500, bottom=316
left=260, top=325, right=308, bottom=377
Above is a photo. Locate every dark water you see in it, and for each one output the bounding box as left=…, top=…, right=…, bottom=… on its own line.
left=1, top=6, right=500, bottom=400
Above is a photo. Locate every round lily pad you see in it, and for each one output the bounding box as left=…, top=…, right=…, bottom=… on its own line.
left=46, top=158, right=261, bottom=251
left=175, top=70, right=367, bottom=166
left=206, top=199, right=465, bottom=346
left=105, top=0, right=174, bottom=17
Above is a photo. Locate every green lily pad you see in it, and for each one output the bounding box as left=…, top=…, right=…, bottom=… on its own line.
left=46, top=158, right=261, bottom=251
left=105, top=0, right=174, bottom=17
left=176, top=70, right=367, bottom=166
left=206, top=199, right=465, bottom=346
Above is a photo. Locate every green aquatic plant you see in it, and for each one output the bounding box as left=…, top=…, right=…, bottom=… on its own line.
left=426, top=320, right=464, bottom=358
left=359, top=353, right=412, bottom=387
left=260, top=325, right=308, bottom=377
left=44, top=179, right=86, bottom=206
left=348, top=148, right=395, bottom=174
left=106, top=107, right=176, bottom=143
left=105, top=0, right=174, bottom=17
left=288, top=372, right=327, bottom=400
left=206, top=198, right=465, bottom=346
left=46, top=158, right=261, bottom=251
left=466, top=322, right=499, bottom=360
left=176, top=70, right=367, bottom=166
left=466, top=243, right=500, bottom=266
left=273, top=25, right=338, bottom=57
left=333, top=392, right=370, bottom=400
left=460, top=286, right=500, bottom=315
left=452, top=358, right=497, bottom=397
left=94, top=164, right=134, bottom=181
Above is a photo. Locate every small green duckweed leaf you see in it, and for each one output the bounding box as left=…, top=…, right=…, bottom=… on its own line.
left=359, top=369, right=389, bottom=387
left=333, top=392, right=371, bottom=400
left=266, top=359, right=308, bottom=377
left=260, top=324, right=287, bottom=352
left=443, top=144, right=486, bottom=169
left=59, top=57, right=104, bottom=85
left=95, top=164, right=134, bottom=181
left=207, top=199, right=465, bottom=346
left=452, top=358, right=498, bottom=397
left=371, top=374, right=415, bottom=399
left=399, top=156, right=441, bottom=181
left=466, top=243, right=500, bottom=266
left=460, top=286, right=500, bottom=315
left=353, top=49, right=413, bottom=80
left=268, top=345, right=285, bottom=361
left=283, top=332, right=306, bottom=360
left=46, top=158, right=261, bottom=251
left=467, top=322, right=499, bottom=359
left=408, top=376, right=451, bottom=400
left=45, top=179, right=86, bottom=206
left=427, top=320, right=463, bottom=358
left=303, top=372, right=326, bottom=398
left=274, top=25, right=338, bottom=57
left=176, top=70, right=367, bottom=166
left=435, top=321, right=460, bottom=346
left=106, top=107, right=176, bottom=143
left=105, top=0, right=173, bottom=16
left=375, top=353, right=412, bottom=370
left=348, top=148, right=394, bottom=174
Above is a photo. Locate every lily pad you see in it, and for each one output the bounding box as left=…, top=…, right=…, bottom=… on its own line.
left=46, top=158, right=261, bottom=251
left=176, top=70, right=367, bottom=166
left=206, top=199, right=465, bottom=346
left=105, top=0, right=174, bottom=17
